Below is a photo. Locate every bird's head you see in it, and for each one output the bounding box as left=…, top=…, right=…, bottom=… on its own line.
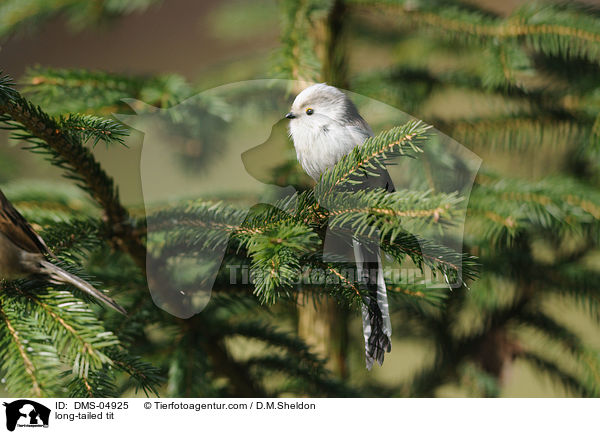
left=285, top=83, right=359, bottom=130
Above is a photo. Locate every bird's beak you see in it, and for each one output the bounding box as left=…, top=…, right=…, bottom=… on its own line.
left=285, top=112, right=296, bottom=119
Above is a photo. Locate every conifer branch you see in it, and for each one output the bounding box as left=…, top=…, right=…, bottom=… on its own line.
left=0, top=74, right=146, bottom=269
left=353, top=0, right=600, bottom=64
left=316, top=120, right=430, bottom=197
left=23, top=67, right=192, bottom=115
left=0, top=302, right=42, bottom=397
left=274, top=0, right=333, bottom=82
left=0, top=0, right=161, bottom=39
left=60, top=114, right=130, bottom=147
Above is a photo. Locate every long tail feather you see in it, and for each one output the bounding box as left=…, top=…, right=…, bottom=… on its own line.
left=353, top=239, right=392, bottom=370
left=40, top=261, right=127, bottom=315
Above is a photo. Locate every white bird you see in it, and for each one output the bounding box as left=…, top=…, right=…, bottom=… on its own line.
left=286, top=83, right=393, bottom=369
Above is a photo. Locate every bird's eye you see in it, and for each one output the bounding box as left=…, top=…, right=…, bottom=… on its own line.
left=306, top=108, right=314, bottom=115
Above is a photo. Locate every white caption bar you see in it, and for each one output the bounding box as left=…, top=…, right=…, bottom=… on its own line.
left=0, top=398, right=595, bottom=433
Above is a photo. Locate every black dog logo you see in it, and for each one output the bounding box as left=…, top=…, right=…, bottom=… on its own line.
left=3, top=400, right=50, bottom=431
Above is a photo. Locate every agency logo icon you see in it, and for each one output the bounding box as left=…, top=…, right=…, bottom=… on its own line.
left=3, top=400, right=50, bottom=432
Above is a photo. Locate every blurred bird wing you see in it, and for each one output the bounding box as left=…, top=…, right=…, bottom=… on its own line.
left=0, top=189, right=50, bottom=254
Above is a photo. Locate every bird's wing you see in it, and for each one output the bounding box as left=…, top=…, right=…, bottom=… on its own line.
left=359, top=163, right=395, bottom=193
left=346, top=123, right=395, bottom=193
left=0, top=189, right=50, bottom=254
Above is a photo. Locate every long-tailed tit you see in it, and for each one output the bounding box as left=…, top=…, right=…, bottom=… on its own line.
left=0, top=189, right=126, bottom=315
left=286, top=83, right=393, bottom=369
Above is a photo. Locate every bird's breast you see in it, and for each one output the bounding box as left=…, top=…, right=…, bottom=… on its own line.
left=290, top=122, right=361, bottom=181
